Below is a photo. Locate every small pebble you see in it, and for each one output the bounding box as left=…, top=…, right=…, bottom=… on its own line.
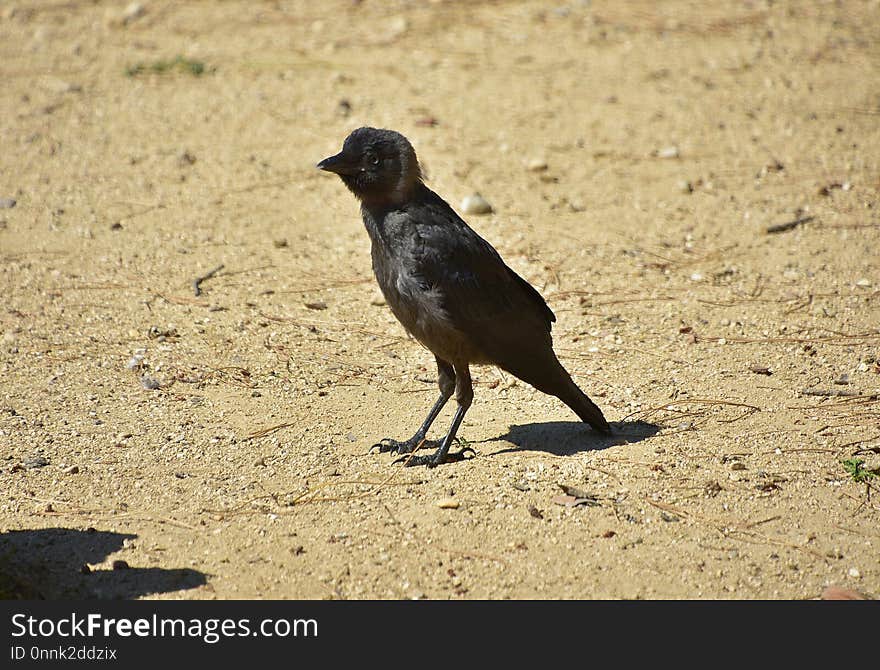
left=822, top=586, right=866, bottom=600
left=140, top=375, right=161, bottom=390
left=63, top=465, right=80, bottom=475
left=0, top=198, right=16, bottom=209
left=435, top=497, right=459, bottom=509
left=855, top=278, right=871, bottom=287
left=656, top=146, right=680, bottom=159
left=387, top=16, right=408, bottom=39
left=122, top=2, right=145, bottom=24
left=847, top=567, right=861, bottom=578
left=460, top=193, right=493, bottom=215
left=730, top=462, right=746, bottom=471
left=126, top=350, right=145, bottom=370
left=526, top=159, right=548, bottom=172
left=23, top=456, right=50, bottom=469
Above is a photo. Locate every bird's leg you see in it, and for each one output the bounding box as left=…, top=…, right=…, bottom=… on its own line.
left=372, top=357, right=455, bottom=455
left=372, top=393, right=448, bottom=455
left=398, top=364, right=475, bottom=467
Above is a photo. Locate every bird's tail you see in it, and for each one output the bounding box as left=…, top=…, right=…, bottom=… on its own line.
left=556, top=380, right=611, bottom=434
left=502, top=353, right=611, bottom=433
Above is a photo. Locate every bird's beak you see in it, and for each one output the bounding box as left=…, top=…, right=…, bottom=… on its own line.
left=316, top=151, right=359, bottom=176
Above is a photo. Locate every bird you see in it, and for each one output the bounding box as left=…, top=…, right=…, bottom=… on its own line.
left=317, top=127, right=611, bottom=467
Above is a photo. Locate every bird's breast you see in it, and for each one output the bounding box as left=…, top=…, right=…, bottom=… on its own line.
left=370, top=242, right=423, bottom=323
left=369, top=242, right=479, bottom=364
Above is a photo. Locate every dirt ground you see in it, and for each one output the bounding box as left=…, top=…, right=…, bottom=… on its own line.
left=1, top=0, right=879, bottom=600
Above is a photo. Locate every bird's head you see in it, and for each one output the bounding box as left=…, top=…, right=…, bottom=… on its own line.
left=317, top=127, right=422, bottom=205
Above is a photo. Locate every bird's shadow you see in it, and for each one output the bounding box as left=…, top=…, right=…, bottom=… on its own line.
left=483, top=420, right=661, bottom=457
left=0, top=527, right=207, bottom=599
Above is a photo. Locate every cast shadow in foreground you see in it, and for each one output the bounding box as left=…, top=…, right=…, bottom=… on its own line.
left=485, top=419, right=661, bottom=457
left=0, top=527, right=207, bottom=599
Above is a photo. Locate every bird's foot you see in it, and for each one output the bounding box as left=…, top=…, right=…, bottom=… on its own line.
left=369, top=436, right=438, bottom=455
left=393, top=446, right=476, bottom=468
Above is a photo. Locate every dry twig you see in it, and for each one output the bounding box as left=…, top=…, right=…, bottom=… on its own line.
left=193, top=263, right=225, bottom=296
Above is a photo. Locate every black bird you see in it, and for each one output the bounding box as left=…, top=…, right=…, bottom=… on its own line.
left=317, top=127, right=611, bottom=467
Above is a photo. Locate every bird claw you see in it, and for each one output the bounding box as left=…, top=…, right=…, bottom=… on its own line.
left=393, top=446, right=476, bottom=468
left=369, top=437, right=434, bottom=455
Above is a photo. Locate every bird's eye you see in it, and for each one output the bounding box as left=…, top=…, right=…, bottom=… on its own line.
left=366, top=151, right=380, bottom=166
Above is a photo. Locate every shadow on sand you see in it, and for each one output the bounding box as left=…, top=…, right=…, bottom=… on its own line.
left=0, top=527, right=207, bottom=599
left=483, top=419, right=661, bottom=457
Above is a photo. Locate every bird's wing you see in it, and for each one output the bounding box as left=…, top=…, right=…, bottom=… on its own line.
left=408, top=195, right=556, bottom=335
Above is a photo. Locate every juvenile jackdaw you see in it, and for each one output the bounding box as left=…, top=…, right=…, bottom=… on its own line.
left=318, top=127, right=610, bottom=467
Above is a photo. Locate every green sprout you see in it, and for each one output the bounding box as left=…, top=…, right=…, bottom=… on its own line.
left=842, top=458, right=878, bottom=484
left=125, top=56, right=208, bottom=78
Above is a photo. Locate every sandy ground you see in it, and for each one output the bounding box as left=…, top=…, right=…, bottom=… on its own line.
left=1, top=0, right=879, bottom=600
